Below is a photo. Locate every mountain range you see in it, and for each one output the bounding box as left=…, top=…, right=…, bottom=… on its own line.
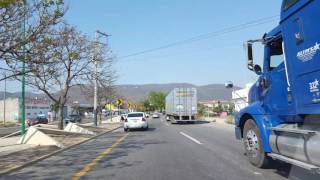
left=116, top=83, right=238, bottom=102
left=0, top=83, right=239, bottom=103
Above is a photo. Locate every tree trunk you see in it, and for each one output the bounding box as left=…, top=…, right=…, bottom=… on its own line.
left=58, top=105, right=64, bottom=130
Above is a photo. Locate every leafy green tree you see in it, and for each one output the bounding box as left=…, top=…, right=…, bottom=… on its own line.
left=142, top=99, right=153, bottom=112
left=148, top=91, right=166, bottom=111
left=197, top=103, right=205, bottom=116
left=213, top=104, right=223, bottom=114
left=227, top=103, right=235, bottom=114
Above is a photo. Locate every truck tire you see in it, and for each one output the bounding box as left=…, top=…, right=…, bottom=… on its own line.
left=243, top=119, right=269, bottom=168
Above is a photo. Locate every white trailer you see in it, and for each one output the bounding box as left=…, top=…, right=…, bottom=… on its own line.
left=165, top=88, right=197, bottom=123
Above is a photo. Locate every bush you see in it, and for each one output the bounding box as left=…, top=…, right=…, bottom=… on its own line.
left=225, top=116, right=235, bottom=125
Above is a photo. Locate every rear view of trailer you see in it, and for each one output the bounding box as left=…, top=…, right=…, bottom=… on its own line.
left=165, top=88, right=197, bottom=122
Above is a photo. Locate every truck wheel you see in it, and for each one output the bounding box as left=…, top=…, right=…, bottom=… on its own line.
left=243, top=119, right=269, bottom=168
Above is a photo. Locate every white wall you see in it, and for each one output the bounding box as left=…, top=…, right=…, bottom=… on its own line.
left=0, top=98, right=19, bottom=122
left=0, top=97, right=51, bottom=122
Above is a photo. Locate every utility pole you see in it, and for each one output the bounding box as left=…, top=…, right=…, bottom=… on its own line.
left=93, top=31, right=98, bottom=126
left=93, top=30, right=110, bottom=127
left=3, top=73, right=6, bottom=126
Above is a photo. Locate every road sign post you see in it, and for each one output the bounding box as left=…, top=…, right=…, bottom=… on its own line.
left=116, top=99, right=122, bottom=116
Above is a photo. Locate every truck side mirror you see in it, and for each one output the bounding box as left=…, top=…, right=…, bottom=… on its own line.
left=246, top=42, right=254, bottom=71
left=225, top=81, right=234, bottom=89
left=245, top=42, right=262, bottom=75
left=253, top=64, right=262, bottom=75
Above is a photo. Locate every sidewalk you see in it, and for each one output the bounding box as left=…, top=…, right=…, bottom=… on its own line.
left=0, top=137, right=35, bottom=157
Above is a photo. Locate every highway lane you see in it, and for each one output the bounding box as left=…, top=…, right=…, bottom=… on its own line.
left=167, top=120, right=320, bottom=180
left=2, top=116, right=320, bottom=180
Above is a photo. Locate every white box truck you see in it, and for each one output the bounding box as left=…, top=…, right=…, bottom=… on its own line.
left=165, top=88, right=197, bottom=123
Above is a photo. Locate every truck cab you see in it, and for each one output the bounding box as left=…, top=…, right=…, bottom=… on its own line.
left=235, top=0, right=320, bottom=172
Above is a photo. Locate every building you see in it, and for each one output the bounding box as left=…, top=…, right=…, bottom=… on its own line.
left=0, top=97, right=51, bottom=122
left=199, top=100, right=230, bottom=108
left=198, top=100, right=231, bottom=117
left=232, top=83, right=254, bottom=112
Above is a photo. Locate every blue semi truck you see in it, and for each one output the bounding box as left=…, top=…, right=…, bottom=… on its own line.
left=232, top=0, right=320, bottom=173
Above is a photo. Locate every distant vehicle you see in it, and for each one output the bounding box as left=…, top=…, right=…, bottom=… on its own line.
left=145, top=113, right=150, bottom=118
left=165, top=88, right=197, bottom=123
left=64, top=114, right=82, bottom=124
left=124, top=112, right=148, bottom=131
left=152, top=113, right=160, bottom=118
left=103, top=110, right=112, bottom=117
left=27, top=117, right=48, bottom=126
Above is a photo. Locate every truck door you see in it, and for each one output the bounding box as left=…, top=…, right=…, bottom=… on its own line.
left=262, top=37, right=295, bottom=116
left=281, top=0, right=320, bottom=114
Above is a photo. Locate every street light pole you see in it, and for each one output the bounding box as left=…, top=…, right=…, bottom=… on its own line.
left=20, top=0, right=27, bottom=135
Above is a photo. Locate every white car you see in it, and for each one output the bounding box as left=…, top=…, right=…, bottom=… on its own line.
left=152, top=113, right=160, bottom=118
left=124, top=112, right=148, bottom=131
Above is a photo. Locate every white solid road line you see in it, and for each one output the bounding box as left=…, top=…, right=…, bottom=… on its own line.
left=180, top=132, right=203, bottom=145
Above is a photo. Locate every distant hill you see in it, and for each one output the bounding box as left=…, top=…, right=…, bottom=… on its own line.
left=0, top=91, right=46, bottom=100
left=116, top=83, right=239, bottom=102
left=0, top=83, right=240, bottom=103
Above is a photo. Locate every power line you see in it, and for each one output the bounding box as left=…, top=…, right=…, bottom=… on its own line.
left=118, top=15, right=278, bottom=60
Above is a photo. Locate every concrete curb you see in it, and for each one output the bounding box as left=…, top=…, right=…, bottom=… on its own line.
left=0, top=125, right=122, bottom=176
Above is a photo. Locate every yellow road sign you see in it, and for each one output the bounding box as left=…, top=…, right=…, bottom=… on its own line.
left=116, top=99, right=123, bottom=106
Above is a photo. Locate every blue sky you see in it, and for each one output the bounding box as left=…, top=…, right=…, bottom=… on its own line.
left=2, top=0, right=283, bottom=92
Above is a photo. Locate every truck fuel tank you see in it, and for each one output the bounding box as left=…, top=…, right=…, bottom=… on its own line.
left=270, top=124, right=320, bottom=167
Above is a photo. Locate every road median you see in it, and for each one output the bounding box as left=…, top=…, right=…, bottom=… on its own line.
left=0, top=123, right=122, bottom=176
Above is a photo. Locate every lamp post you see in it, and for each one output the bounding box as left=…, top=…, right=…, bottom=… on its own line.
left=20, top=0, right=27, bottom=135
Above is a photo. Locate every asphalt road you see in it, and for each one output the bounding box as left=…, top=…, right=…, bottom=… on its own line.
left=2, top=116, right=320, bottom=180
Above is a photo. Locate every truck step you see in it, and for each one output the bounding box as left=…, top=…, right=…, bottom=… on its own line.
left=270, top=127, right=317, bottom=136
left=268, top=153, right=320, bottom=173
